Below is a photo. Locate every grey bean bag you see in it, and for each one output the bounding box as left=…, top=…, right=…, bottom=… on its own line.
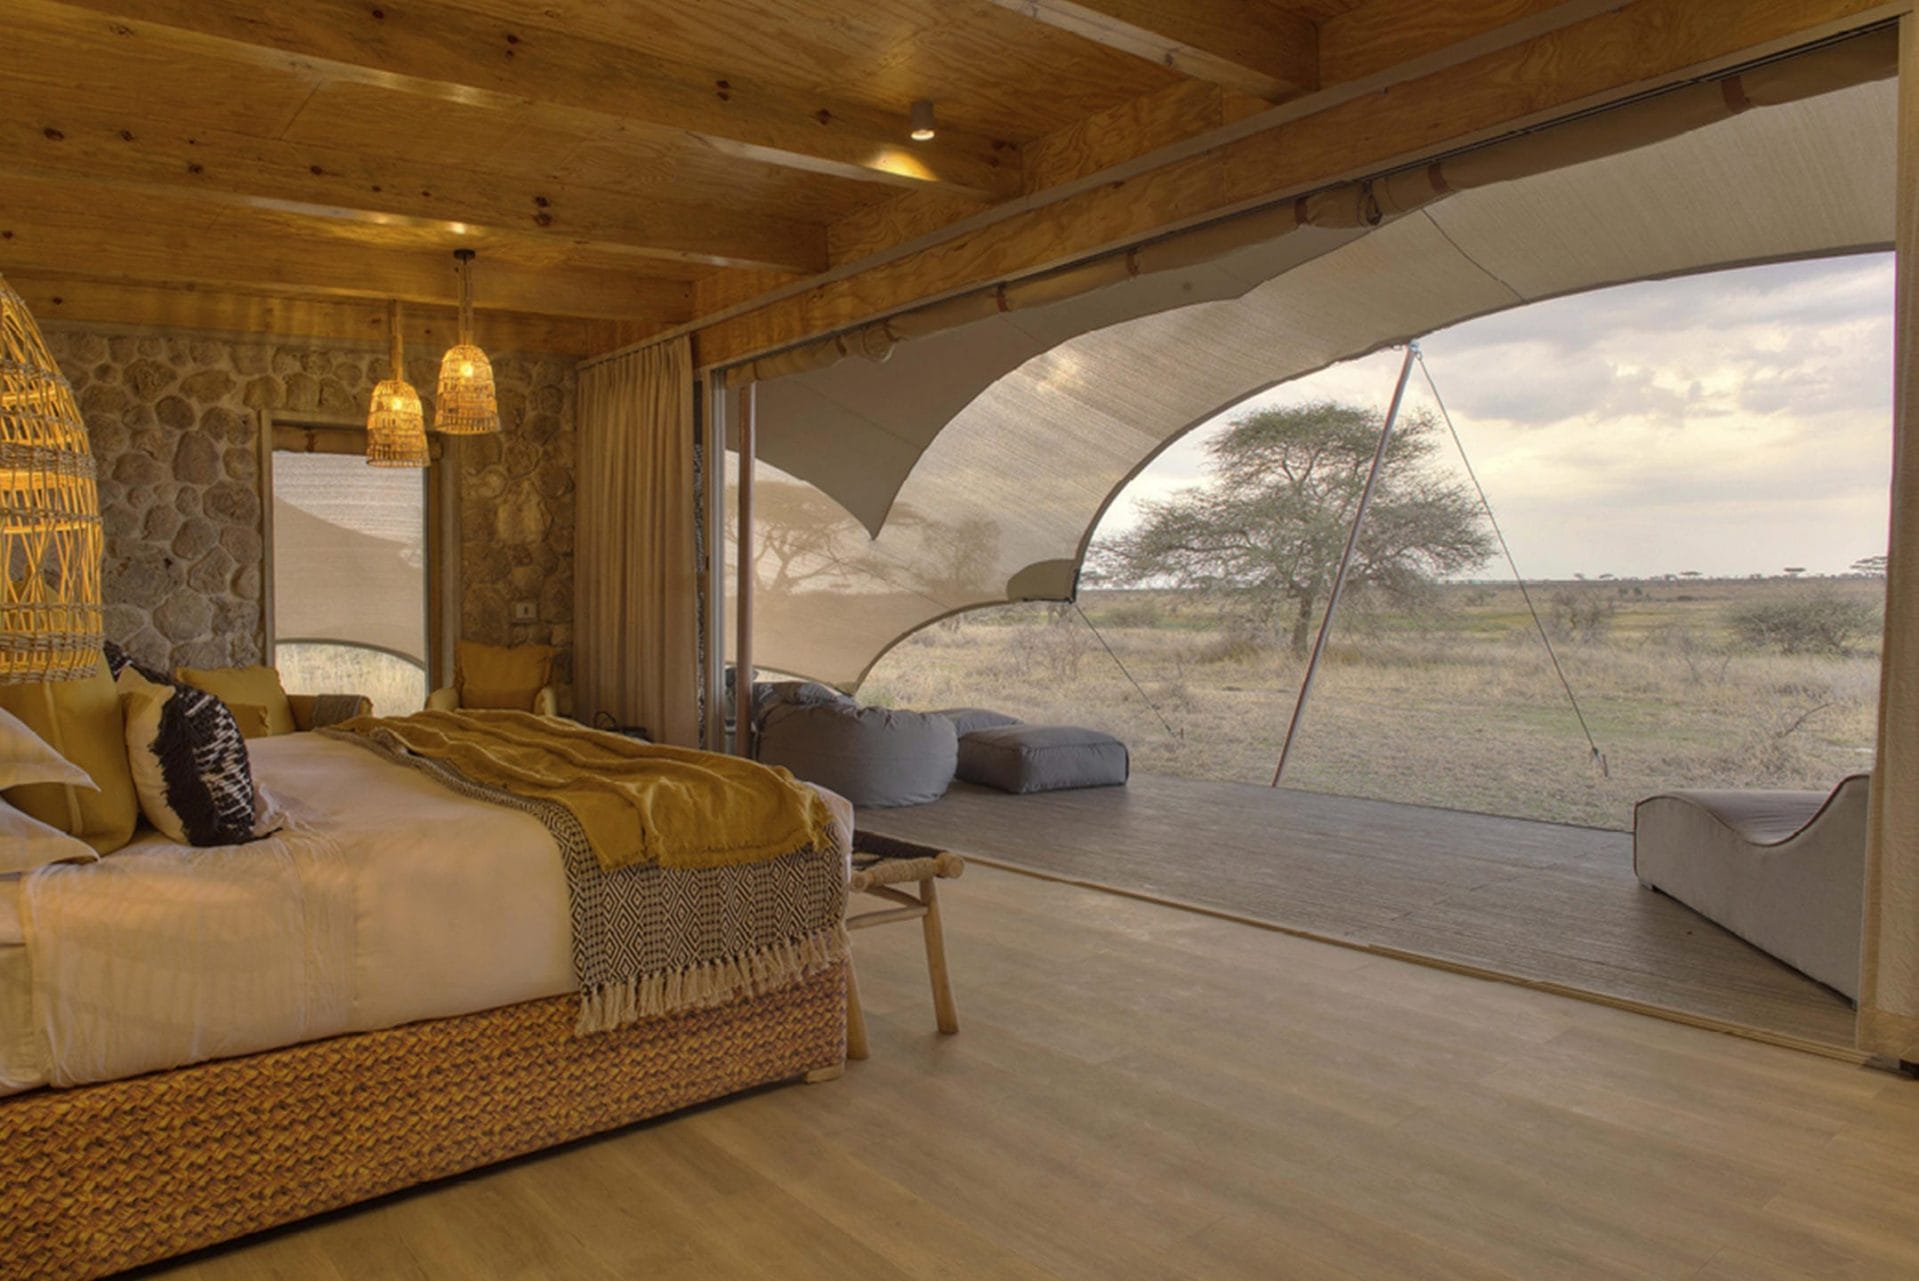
left=757, top=702, right=957, bottom=808
left=753, top=679, right=853, bottom=729
left=932, top=707, right=1021, bottom=737
left=957, top=724, right=1129, bottom=794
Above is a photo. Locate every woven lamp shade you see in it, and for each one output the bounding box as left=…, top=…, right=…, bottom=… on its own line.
left=434, top=250, right=499, bottom=435
left=434, top=342, right=499, bottom=435
left=0, top=273, right=104, bottom=683
left=367, top=300, right=429, bottom=467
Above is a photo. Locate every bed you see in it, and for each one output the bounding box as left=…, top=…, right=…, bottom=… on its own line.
left=0, top=731, right=851, bottom=1280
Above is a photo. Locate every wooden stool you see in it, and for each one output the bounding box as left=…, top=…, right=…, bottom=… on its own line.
left=846, top=832, right=965, bottom=1060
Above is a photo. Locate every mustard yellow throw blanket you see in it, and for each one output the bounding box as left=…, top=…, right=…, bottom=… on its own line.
left=331, top=709, right=835, bottom=871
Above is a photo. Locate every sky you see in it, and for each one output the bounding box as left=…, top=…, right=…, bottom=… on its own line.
left=1095, top=252, right=1896, bottom=581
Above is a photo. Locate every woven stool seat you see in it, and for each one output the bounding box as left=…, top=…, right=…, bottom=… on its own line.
left=844, top=829, right=965, bottom=1057
left=850, top=830, right=965, bottom=891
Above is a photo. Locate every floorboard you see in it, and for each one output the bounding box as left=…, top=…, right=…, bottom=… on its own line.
left=856, top=775, right=1856, bottom=1046
left=138, top=870, right=1917, bottom=1281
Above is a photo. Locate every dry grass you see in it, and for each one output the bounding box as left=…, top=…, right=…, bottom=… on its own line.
left=275, top=642, right=427, bottom=718
left=862, top=579, right=1883, bottom=830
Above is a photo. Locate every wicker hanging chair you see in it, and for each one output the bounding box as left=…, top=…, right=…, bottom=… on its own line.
left=367, top=299, right=429, bottom=468
left=434, top=249, right=500, bottom=436
left=0, top=273, right=105, bottom=683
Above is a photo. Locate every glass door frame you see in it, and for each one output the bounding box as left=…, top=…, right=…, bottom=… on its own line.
left=256, top=410, right=458, bottom=692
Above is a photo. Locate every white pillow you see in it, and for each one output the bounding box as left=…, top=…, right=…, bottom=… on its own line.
left=0, top=797, right=100, bottom=873
left=0, top=706, right=98, bottom=792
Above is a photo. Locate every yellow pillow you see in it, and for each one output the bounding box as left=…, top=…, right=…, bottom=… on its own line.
left=0, top=657, right=139, bottom=854
left=456, top=642, right=555, bottom=711
left=225, top=702, right=276, bottom=739
left=175, top=665, right=294, bottom=737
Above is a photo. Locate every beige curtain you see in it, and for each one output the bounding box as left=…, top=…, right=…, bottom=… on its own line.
left=575, top=337, right=700, bottom=746
left=1859, top=18, right=1919, bottom=1065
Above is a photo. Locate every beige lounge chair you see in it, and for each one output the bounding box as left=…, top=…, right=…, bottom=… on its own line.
left=1633, top=774, right=1868, bottom=1000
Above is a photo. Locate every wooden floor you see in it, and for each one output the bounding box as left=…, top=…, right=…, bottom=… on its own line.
left=142, top=869, right=1919, bottom=1281
left=857, top=775, right=1857, bottom=1048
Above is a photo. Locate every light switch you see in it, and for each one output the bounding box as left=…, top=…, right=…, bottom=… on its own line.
left=512, top=601, right=536, bottom=623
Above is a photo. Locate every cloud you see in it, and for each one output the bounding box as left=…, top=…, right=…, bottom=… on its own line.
left=1096, top=253, right=1895, bottom=579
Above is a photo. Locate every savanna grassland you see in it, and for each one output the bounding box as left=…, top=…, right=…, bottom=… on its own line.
left=861, top=576, right=1884, bottom=830
left=276, top=641, right=427, bottom=718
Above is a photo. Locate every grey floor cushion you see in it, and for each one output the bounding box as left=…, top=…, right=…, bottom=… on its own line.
left=931, top=707, right=1021, bottom=737
left=757, top=703, right=957, bottom=808
left=957, top=724, right=1129, bottom=795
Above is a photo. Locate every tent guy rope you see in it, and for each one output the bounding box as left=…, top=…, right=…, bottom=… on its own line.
left=1415, top=349, right=1610, bottom=779
left=1268, top=343, right=1610, bottom=788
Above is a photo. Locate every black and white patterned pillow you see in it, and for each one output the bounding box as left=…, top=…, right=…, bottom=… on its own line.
left=111, top=645, right=261, bottom=846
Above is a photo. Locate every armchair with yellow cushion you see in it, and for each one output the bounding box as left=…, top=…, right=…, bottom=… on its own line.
left=174, top=664, right=371, bottom=738
left=428, top=642, right=560, bottom=716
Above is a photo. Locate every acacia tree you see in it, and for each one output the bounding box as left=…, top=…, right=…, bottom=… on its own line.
left=1094, top=400, right=1493, bottom=656
left=729, top=482, right=1001, bottom=603
left=728, top=481, right=869, bottom=595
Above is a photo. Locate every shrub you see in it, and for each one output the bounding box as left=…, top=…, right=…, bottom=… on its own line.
left=1657, top=625, right=1731, bottom=686
left=1007, top=619, right=1090, bottom=682
left=1093, top=597, right=1163, bottom=629
left=1195, top=625, right=1266, bottom=665
left=1728, top=591, right=1881, bottom=656
left=1546, top=587, right=1616, bottom=643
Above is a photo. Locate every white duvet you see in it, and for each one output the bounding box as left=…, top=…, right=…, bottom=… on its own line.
left=0, top=734, right=850, bottom=1094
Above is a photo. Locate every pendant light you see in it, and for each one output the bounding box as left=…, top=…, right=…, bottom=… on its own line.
left=0, top=272, right=104, bottom=683
left=434, top=248, right=500, bottom=435
left=909, top=99, right=937, bottom=141
left=366, top=299, right=429, bottom=468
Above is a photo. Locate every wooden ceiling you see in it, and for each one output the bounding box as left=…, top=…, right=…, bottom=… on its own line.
left=0, top=0, right=1358, bottom=353
left=0, top=0, right=1883, bottom=358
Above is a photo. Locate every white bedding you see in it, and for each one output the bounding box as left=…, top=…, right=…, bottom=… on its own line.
left=1, top=734, right=851, bottom=1094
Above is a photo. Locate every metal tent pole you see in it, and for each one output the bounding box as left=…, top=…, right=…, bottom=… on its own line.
left=1271, top=341, right=1419, bottom=787
left=734, top=382, right=757, bottom=758
left=703, top=371, right=729, bottom=752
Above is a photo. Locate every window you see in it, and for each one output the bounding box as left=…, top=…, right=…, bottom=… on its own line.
left=268, top=439, right=433, bottom=716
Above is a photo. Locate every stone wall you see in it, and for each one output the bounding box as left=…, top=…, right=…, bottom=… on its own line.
left=42, top=325, right=577, bottom=704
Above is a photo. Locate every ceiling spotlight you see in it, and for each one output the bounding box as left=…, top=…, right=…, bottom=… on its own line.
left=909, top=99, right=936, bottom=142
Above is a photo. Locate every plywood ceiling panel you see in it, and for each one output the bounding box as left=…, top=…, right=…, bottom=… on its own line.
left=0, top=3, right=321, bottom=137
left=276, top=83, right=595, bottom=179
left=400, top=0, right=1181, bottom=141
left=837, top=3, right=1188, bottom=139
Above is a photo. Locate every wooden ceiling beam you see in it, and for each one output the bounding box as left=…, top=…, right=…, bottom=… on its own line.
left=4, top=272, right=652, bottom=357
left=40, top=0, right=1019, bottom=201
left=1318, top=0, right=1584, bottom=86
left=0, top=211, right=694, bottom=323
left=985, top=0, right=1318, bottom=101
left=0, top=100, right=828, bottom=275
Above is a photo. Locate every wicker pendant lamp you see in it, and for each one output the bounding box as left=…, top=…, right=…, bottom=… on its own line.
left=0, top=273, right=104, bottom=683
left=366, top=299, right=429, bottom=468
left=434, top=249, right=500, bottom=435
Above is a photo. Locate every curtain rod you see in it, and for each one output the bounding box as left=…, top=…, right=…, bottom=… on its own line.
left=578, top=0, right=1904, bottom=376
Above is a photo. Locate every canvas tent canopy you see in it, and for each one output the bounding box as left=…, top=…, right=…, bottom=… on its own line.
left=271, top=455, right=428, bottom=669
left=722, top=32, right=1898, bottom=691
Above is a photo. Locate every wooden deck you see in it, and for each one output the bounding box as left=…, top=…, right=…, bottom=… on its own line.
left=858, top=774, right=1857, bottom=1048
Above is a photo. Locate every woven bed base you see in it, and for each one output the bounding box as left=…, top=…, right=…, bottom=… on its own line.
left=0, top=961, right=847, bottom=1281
